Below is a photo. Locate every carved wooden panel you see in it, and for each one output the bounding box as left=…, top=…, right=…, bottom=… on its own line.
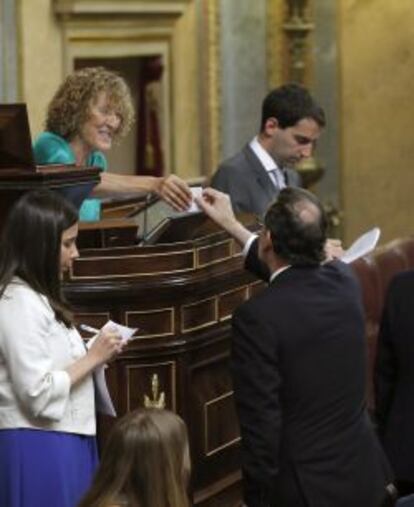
left=71, top=250, right=195, bottom=279
left=126, top=308, right=175, bottom=339
left=181, top=297, right=218, bottom=333
left=197, top=240, right=232, bottom=267
left=188, top=348, right=241, bottom=497
left=204, top=390, right=240, bottom=456
left=218, top=286, right=249, bottom=321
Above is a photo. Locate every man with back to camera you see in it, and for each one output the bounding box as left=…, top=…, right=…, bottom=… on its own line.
left=375, top=269, right=414, bottom=498
left=196, top=187, right=396, bottom=507
left=211, top=83, right=325, bottom=216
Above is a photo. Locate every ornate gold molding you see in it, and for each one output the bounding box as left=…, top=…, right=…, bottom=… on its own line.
left=282, top=0, right=314, bottom=84
left=197, top=0, right=221, bottom=176
left=266, top=0, right=286, bottom=88
left=266, top=0, right=315, bottom=87
left=126, top=360, right=176, bottom=411
left=144, top=373, right=166, bottom=409
left=53, top=0, right=192, bottom=17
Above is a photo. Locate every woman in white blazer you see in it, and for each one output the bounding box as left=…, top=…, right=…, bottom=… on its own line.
left=0, top=190, right=126, bottom=507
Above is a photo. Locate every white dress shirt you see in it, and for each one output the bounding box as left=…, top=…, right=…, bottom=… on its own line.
left=249, top=136, right=287, bottom=190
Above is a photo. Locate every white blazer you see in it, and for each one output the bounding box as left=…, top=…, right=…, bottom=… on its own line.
left=0, top=278, right=96, bottom=435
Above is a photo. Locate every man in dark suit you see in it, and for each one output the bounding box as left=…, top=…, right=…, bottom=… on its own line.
left=196, top=187, right=395, bottom=507
left=375, top=271, right=414, bottom=497
left=211, top=83, right=325, bottom=216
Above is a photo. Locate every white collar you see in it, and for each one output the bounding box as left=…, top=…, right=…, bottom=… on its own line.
left=249, top=136, right=281, bottom=173
left=269, top=265, right=291, bottom=283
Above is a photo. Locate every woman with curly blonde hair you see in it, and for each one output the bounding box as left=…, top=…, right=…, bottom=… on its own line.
left=78, top=408, right=191, bottom=507
left=34, top=67, right=191, bottom=221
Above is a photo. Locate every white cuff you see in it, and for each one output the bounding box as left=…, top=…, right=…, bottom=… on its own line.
left=242, top=233, right=258, bottom=258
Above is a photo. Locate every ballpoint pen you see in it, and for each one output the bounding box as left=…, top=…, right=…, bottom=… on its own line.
left=80, top=323, right=140, bottom=342
left=79, top=324, right=100, bottom=334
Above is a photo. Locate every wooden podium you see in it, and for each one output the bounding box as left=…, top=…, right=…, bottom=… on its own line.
left=66, top=212, right=260, bottom=507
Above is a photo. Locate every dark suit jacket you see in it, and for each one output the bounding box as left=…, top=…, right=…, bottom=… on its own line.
left=375, top=270, right=414, bottom=482
left=232, top=241, right=392, bottom=507
left=211, top=144, right=301, bottom=216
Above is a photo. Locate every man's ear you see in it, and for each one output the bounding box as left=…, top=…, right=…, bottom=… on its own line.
left=264, top=117, right=279, bottom=134
left=262, top=229, right=274, bottom=253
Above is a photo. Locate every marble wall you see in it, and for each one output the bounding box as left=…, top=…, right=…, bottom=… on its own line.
left=0, top=0, right=19, bottom=102
left=313, top=1, right=340, bottom=216
left=219, top=0, right=267, bottom=160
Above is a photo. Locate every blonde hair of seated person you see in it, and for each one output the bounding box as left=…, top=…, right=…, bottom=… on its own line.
left=78, top=408, right=190, bottom=507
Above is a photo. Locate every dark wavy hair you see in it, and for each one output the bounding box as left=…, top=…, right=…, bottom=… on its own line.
left=260, top=83, right=326, bottom=131
left=264, top=187, right=327, bottom=266
left=0, top=190, right=78, bottom=327
left=78, top=408, right=190, bottom=507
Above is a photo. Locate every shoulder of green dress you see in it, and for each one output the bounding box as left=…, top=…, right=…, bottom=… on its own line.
left=33, top=131, right=69, bottom=148
left=88, top=150, right=108, bottom=171
left=32, top=131, right=74, bottom=165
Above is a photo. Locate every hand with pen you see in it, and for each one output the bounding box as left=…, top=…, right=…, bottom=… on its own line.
left=66, top=325, right=127, bottom=387
left=87, top=326, right=126, bottom=364
left=80, top=321, right=138, bottom=344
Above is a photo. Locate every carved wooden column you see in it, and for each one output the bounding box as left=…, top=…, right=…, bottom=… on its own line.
left=283, top=0, right=314, bottom=84
left=282, top=0, right=324, bottom=189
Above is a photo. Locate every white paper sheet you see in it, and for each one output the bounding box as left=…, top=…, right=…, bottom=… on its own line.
left=85, top=337, right=116, bottom=417
left=187, top=186, right=203, bottom=213
left=93, top=366, right=117, bottom=417
left=341, top=227, right=381, bottom=264
left=100, top=320, right=138, bottom=343
left=84, top=320, right=138, bottom=417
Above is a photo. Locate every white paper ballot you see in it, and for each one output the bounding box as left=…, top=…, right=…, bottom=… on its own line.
left=93, top=366, right=117, bottom=417
left=187, top=186, right=203, bottom=213
left=101, top=320, right=138, bottom=343
left=341, top=227, right=381, bottom=264
left=85, top=338, right=116, bottom=417
left=84, top=320, right=138, bottom=417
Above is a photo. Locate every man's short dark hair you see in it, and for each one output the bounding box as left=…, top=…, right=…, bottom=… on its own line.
left=260, top=83, right=326, bottom=131
left=264, top=187, right=327, bottom=265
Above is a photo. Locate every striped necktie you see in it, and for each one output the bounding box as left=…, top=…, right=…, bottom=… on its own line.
left=269, top=168, right=287, bottom=190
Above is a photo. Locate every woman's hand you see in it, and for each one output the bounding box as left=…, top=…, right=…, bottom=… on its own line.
left=66, top=329, right=126, bottom=386
left=88, top=329, right=126, bottom=366
left=155, top=175, right=192, bottom=211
